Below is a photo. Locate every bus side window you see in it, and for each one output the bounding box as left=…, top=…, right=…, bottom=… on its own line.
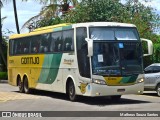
left=44, top=46, right=48, bottom=52
left=32, top=47, right=38, bottom=53
left=24, top=48, right=28, bottom=53
left=9, top=40, right=14, bottom=55
left=63, top=29, right=74, bottom=52
left=51, top=32, right=62, bottom=52
left=76, top=27, right=90, bottom=78
left=50, top=39, right=55, bottom=52
left=40, top=33, right=51, bottom=53
left=65, top=43, right=71, bottom=51
left=39, top=46, right=44, bottom=53
left=58, top=44, right=62, bottom=52
left=14, top=40, right=24, bottom=54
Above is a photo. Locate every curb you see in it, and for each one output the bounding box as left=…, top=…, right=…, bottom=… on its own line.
left=0, top=80, right=8, bottom=83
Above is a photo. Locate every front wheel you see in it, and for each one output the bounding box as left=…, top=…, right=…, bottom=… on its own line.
left=68, top=81, right=77, bottom=101
left=156, top=84, right=160, bottom=97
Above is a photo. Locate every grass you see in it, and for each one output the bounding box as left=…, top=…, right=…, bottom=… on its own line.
left=0, top=72, right=8, bottom=80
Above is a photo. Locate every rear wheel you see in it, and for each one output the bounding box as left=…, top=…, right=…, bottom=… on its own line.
left=156, top=84, right=160, bottom=97
left=68, top=81, right=77, bottom=101
left=23, top=77, right=31, bottom=94
left=18, top=77, right=24, bottom=93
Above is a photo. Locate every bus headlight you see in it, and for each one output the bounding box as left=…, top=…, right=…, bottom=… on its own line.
left=137, top=78, right=144, bottom=83
left=93, top=79, right=106, bottom=85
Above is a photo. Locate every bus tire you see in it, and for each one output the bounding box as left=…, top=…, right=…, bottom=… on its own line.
left=68, top=81, right=77, bottom=101
left=110, top=95, right=121, bottom=101
left=23, top=77, right=31, bottom=94
left=18, top=77, right=24, bottom=93
left=156, top=84, right=160, bottom=97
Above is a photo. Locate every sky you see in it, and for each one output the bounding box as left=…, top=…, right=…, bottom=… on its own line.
left=1, top=1, right=43, bottom=36
left=1, top=0, right=160, bottom=37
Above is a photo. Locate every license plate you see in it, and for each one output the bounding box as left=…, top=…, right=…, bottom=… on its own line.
left=117, top=89, right=125, bottom=92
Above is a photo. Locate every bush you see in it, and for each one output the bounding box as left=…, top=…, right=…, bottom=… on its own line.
left=0, top=72, right=8, bottom=80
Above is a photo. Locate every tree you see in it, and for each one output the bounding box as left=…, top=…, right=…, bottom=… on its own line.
left=63, top=0, right=160, bottom=66
left=0, top=0, right=21, bottom=70
left=22, top=0, right=79, bottom=29
left=124, top=0, right=160, bottom=39
left=0, top=0, right=7, bottom=68
left=64, top=0, right=129, bottom=23
left=13, top=0, right=20, bottom=34
left=1, top=0, right=20, bottom=34
left=123, top=0, right=160, bottom=66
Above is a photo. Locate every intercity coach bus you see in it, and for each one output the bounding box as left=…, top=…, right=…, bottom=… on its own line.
left=8, top=22, right=153, bottom=101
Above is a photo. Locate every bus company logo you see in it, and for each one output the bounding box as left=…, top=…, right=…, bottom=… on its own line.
left=2, top=112, right=11, bottom=117
left=63, top=59, right=74, bottom=65
left=9, top=60, right=14, bottom=64
left=21, top=57, right=39, bottom=64
left=108, top=77, right=117, bottom=80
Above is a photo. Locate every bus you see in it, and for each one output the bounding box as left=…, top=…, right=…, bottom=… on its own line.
left=8, top=22, right=153, bottom=101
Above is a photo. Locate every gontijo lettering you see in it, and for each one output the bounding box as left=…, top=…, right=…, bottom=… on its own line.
left=21, top=57, right=39, bottom=64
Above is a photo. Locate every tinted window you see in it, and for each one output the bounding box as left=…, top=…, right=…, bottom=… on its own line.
left=30, top=35, right=41, bottom=53
left=145, top=65, right=160, bottom=74
left=14, top=38, right=30, bottom=54
left=50, top=32, right=62, bottom=52
left=9, top=29, right=74, bottom=55
left=40, top=34, right=51, bottom=53
left=144, top=66, right=154, bottom=73
left=63, top=30, right=74, bottom=52
left=9, top=40, right=14, bottom=55
left=76, top=27, right=90, bottom=78
left=153, top=66, right=160, bottom=73
left=89, top=27, right=139, bottom=40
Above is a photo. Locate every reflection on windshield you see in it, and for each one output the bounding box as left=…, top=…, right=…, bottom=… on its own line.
left=92, top=42, right=143, bottom=76
left=90, top=27, right=139, bottom=40
left=92, top=42, right=120, bottom=75
left=120, top=42, right=143, bottom=75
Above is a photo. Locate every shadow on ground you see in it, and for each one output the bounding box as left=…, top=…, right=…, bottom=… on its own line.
left=14, top=90, right=151, bottom=106
left=142, top=92, right=158, bottom=97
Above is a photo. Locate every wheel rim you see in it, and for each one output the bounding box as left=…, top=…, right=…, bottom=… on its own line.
left=157, top=87, right=160, bottom=96
left=18, top=80, right=22, bottom=91
left=68, top=81, right=76, bottom=100
left=69, top=84, right=74, bottom=98
left=24, top=78, right=28, bottom=93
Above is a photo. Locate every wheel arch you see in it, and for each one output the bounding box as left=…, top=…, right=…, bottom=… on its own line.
left=16, top=74, right=22, bottom=86
left=23, top=74, right=28, bottom=80
left=155, top=83, right=160, bottom=91
left=65, top=75, right=76, bottom=94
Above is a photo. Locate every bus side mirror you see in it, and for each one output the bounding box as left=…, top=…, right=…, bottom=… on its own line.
left=85, top=38, right=93, bottom=57
left=141, top=38, right=153, bottom=56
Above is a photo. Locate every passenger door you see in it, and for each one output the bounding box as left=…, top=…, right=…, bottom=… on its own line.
left=150, top=66, right=160, bottom=88
left=144, top=66, right=154, bottom=89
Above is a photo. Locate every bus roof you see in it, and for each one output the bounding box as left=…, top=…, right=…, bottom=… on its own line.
left=72, top=22, right=136, bottom=28
left=33, top=23, right=72, bottom=32
left=9, top=22, right=136, bottom=39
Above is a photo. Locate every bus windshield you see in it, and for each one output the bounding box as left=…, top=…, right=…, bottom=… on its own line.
left=90, top=27, right=139, bottom=41
left=91, top=42, right=143, bottom=76
left=90, top=27, right=143, bottom=76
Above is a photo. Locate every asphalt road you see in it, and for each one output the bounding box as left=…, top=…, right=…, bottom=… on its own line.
left=0, top=83, right=160, bottom=120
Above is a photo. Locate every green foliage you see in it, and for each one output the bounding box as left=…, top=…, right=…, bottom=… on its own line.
left=36, top=17, right=64, bottom=28
left=153, top=36, right=160, bottom=62
left=0, top=36, right=7, bottom=71
left=64, top=0, right=129, bottom=23
left=123, top=1, right=160, bottom=39
left=0, top=72, right=8, bottom=80
left=28, top=0, right=160, bottom=66
left=22, top=0, right=79, bottom=29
